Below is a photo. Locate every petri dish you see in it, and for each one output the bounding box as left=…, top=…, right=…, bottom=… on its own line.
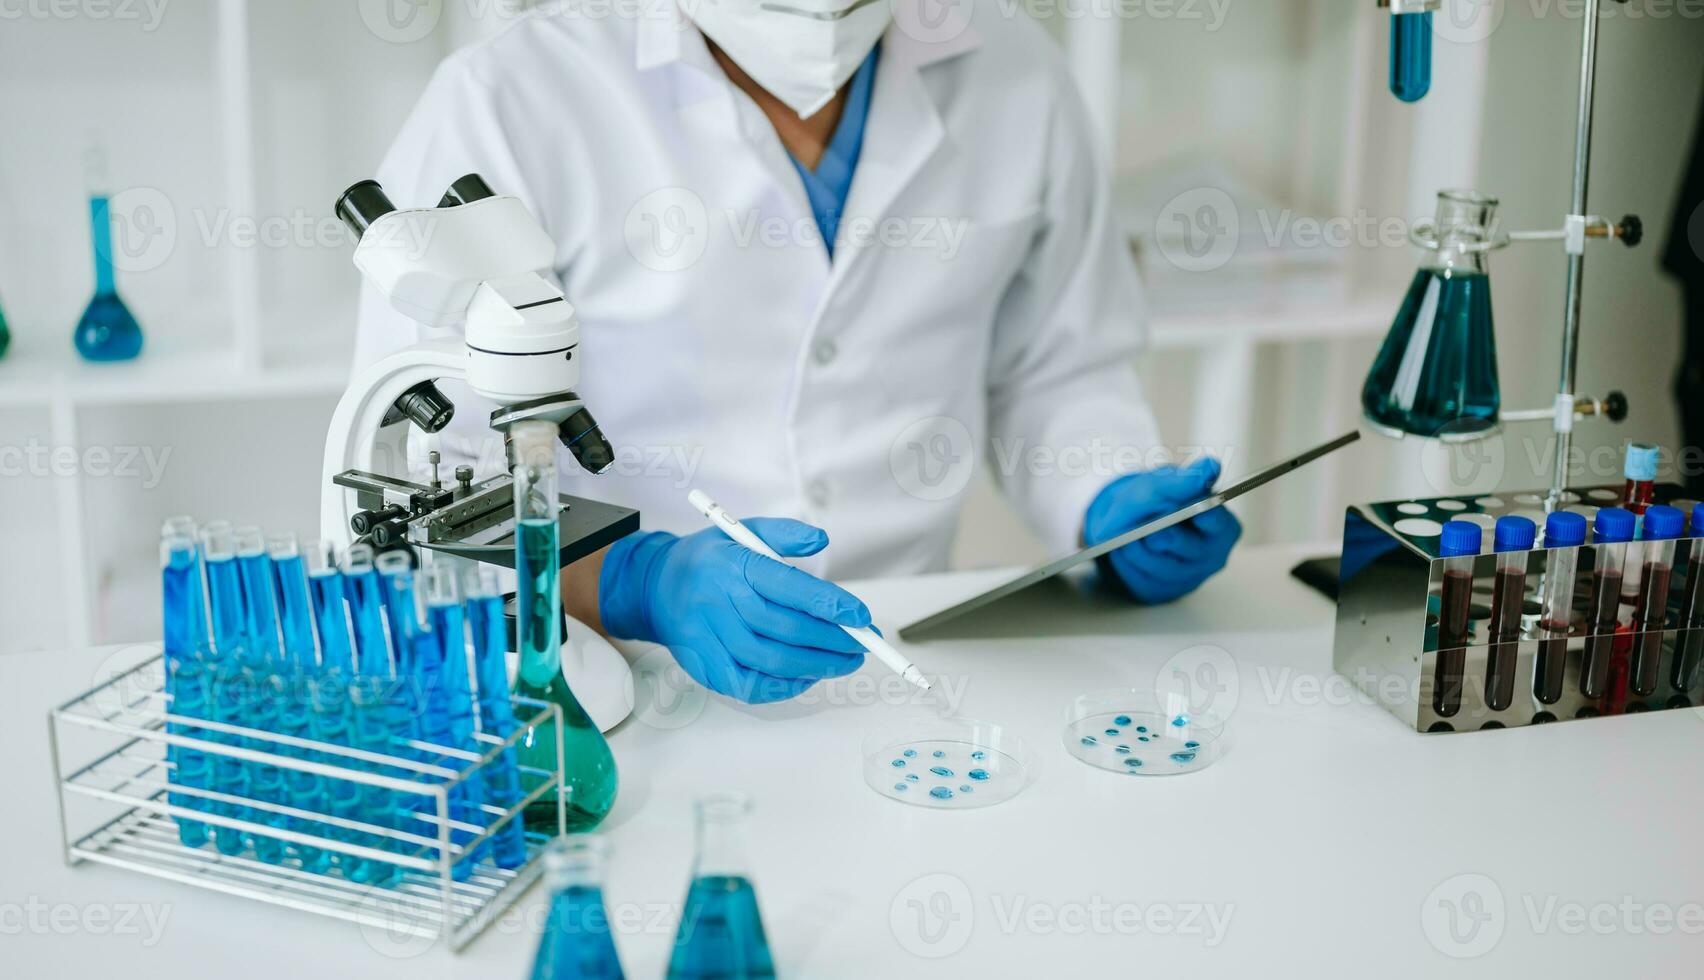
left=1062, top=690, right=1228, bottom=777
left=863, top=715, right=1032, bottom=810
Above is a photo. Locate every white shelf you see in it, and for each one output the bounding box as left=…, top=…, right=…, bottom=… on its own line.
left=0, top=345, right=347, bottom=409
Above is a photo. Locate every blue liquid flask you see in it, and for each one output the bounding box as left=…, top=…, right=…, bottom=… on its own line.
left=1390, top=10, right=1433, bottom=103
left=531, top=835, right=626, bottom=980
left=466, top=566, right=531, bottom=871
left=667, top=794, right=776, bottom=980
left=74, top=147, right=144, bottom=362
left=511, top=422, right=618, bottom=834
left=1362, top=190, right=1501, bottom=440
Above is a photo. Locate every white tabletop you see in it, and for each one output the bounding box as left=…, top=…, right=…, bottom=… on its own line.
left=5, top=543, right=1703, bottom=978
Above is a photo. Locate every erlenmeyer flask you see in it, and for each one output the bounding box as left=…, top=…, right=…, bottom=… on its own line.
left=74, top=147, right=144, bottom=362
left=511, top=421, right=619, bottom=833
left=1362, top=189, right=1501, bottom=441
left=667, top=793, right=776, bottom=980
left=530, top=834, right=626, bottom=980
left=0, top=290, right=11, bottom=360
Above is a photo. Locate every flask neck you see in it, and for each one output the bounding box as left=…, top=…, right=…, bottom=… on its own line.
left=1426, top=190, right=1498, bottom=276
left=692, top=794, right=754, bottom=879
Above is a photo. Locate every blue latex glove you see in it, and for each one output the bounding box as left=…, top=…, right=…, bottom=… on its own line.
left=1083, top=460, right=1243, bottom=605
left=599, top=519, right=869, bottom=704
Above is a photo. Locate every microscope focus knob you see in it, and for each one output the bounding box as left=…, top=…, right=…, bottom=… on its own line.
left=352, top=504, right=408, bottom=535
left=370, top=519, right=409, bottom=548
left=455, top=465, right=474, bottom=490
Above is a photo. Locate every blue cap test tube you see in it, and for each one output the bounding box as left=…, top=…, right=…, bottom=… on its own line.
left=1535, top=511, right=1589, bottom=705
left=1630, top=505, right=1685, bottom=697
left=1433, top=520, right=1481, bottom=720
left=1485, top=516, right=1536, bottom=711
left=1676, top=504, right=1704, bottom=691
left=1580, top=508, right=1636, bottom=700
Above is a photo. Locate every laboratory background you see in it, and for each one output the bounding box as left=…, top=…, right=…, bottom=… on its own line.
left=2, top=0, right=1704, bottom=977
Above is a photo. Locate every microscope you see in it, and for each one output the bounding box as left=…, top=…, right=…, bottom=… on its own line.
left=321, top=174, right=638, bottom=730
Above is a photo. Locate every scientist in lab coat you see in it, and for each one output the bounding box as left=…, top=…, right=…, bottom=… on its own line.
left=355, top=0, right=1241, bottom=703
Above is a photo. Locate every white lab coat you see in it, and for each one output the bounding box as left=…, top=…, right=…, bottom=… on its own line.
left=354, top=0, right=1162, bottom=581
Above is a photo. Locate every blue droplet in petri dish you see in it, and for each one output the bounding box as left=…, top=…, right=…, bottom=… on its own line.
left=903, top=749, right=916, bottom=758
left=1114, top=744, right=1131, bottom=754
left=929, top=787, right=954, bottom=800
left=967, top=768, right=989, bottom=781
left=959, top=785, right=973, bottom=793
left=891, top=759, right=906, bottom=768
left=906, top=774, right=919, bottom=782
left=1123, top=757, right=1143, bottom=769
left=932, top=750, right=945, bottom=759
left=1185, top=741, right=1200, bottom=749
left=1170, top=751, right=1197, bottom=764
left=1080, top=735, right=1097, bottom=747
left=1171, top=715, right=1188, bottom=728
left=971, top=750, right=986, bottom=761
left=1104, top=728, right=1121, bottom=737
left=1138, top=736, right=1150, bottom=742
left=894, top=782, right=908, bottom=792
left=1114, top=715, right=1132, bottom=726
left=1135, top=725, right=1149, bottom=734
left=929, top=766, right=954, bottom=778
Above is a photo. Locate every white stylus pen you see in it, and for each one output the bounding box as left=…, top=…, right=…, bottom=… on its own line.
left=688, top=489, right=932, bottom=692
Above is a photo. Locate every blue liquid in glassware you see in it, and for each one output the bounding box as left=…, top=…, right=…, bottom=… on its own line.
left=74, top=195, right=144, bottom=361
left=204, top=555, right=248, bottom=658
left=1390, top=11, right=1433, bottom=103
left=237, top=550, right=281, bottom=661
left=468, top=590, right=530, bottom=870
left=428, top=595, right=483, bottom=881
left=530, top=884, right=626, bottom=980
left=667, top=875, right=776, bottom=980
left=1362, top=268, right=1500, bottom=438
left=161, top=544, right=211, bottom=847
left=272, top=554, right=316, bottom=671
left=344, top=567, right=390, bottom=678
left=308, top=570, right=353, bottom=675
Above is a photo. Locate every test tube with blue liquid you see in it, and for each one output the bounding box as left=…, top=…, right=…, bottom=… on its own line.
left=530, top=835, right=626, bottom=980
left=667, top=793, right=775, bottom=980
left=233, top=527, right=287, bottom=864
left=1389, top=3, right=1433, bottom=103
left=199, top=523, right=255, bottom=855
left=1431, top=520, right=1480, bottom=720
left=465, top=565, right=530, bottom=871
left=343, top=544, right=391, bottom=678
left=1581, top=508, right=1635, bottom=700
left=424, top=561, right=484, bottom=881
left=302, top=540, right=367, bottom=877
left=1535, top=511, right=1589, bottom=705
left=160, top=525, right=211, bottom=848
left=269, top=532, right=328, bottom=870
left=306, top=540, right=353, bottom=676
left=1484, top=516, right=1536, bottom=712
left=1630, top=505, right=1684, bottom=698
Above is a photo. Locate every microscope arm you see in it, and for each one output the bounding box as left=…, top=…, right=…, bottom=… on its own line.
left=319, top=338, right=467, bottom=547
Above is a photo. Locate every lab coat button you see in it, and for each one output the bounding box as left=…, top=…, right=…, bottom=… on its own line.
left=813, top=339, right=838, bottom=366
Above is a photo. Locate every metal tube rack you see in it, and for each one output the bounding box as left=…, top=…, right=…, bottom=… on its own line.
left=48, top=650, right=567, bottom=951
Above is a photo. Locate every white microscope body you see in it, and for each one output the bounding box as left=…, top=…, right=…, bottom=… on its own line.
left=321, top=176, right=632, bottom=731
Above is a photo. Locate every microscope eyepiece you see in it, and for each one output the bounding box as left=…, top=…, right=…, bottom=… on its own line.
left=336, top=180, right=397, bottom=239
left=438, top=174, right=498, bottom=209
left=560, top=406, right=616, bottom=475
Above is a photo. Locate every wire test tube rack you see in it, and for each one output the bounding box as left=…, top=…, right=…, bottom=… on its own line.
left=47, top=649, right=568, bottom=952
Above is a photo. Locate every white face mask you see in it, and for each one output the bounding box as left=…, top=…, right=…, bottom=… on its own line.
left=683, top=0, right=892, bottom=118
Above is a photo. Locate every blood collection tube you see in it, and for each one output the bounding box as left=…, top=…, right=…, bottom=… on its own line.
left=1629, top=505, right=1684, bottom=697
left=1580, top=508, right=1635, bottom=700
left=1675, top=503, right=1704, bottom=693
left=1534, top=511, right=1588, bottom=705
left=1432, top=521, right=1481, bottom=719
left=1619, top=442, right=1659, bottom=606
left=1484, top=516, right=1536, bottom=712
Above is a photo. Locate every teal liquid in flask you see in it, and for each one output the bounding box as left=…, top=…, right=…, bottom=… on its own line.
left=529, top=834, right=626, bottom=980
left=668, top=794, right=775, bottom=980
left=0, top=290, right=11, bottom=360
left=74, top=148, right=144, bottom=362
left=511, top=421, right=618, bottom=834
left=1362, top=189, right=1501, bottom=440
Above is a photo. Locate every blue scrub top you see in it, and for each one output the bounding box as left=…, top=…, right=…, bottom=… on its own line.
left=787, top=45, right=879, bottom=260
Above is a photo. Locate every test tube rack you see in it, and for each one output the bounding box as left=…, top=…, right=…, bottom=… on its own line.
left=47, top=650, right=567, bottom=951
left=1333, top=484, right=1704, bottom=733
